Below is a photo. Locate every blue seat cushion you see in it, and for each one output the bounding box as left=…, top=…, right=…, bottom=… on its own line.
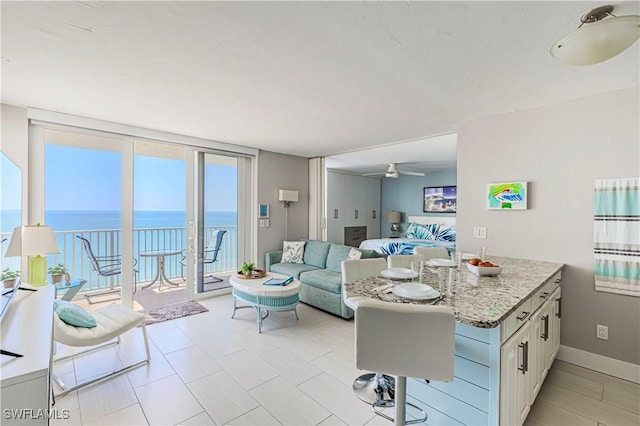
left=326, top=244, right=353, bottom=272
left=300, top=269, right=342, bottom=294
left=270, top=262, right=319, bottom=279
left=53, top=300, right=97, bottom=328
left=303, top=240, right=331, bottom=269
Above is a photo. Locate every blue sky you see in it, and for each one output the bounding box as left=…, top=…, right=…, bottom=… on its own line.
left=45, top=145, right=237, bottom=211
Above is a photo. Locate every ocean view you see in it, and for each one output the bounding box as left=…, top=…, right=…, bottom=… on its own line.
left=1, top=210, right=237, bottom=234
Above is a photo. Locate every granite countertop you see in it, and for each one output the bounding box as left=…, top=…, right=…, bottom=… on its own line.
left=343, top=256, right=563, bottom=328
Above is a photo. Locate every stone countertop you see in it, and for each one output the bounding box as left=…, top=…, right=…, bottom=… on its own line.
left=343, top=256, right=563, bottom=329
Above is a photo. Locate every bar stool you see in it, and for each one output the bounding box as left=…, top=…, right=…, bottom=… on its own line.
left=355, top=299, right=455, bottom=426
left=341, top=258, right=392, bottom=404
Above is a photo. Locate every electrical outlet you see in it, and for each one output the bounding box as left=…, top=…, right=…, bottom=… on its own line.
left=596, top=324, right=608, bottom=340
left=473, top=226, right=487, bottom=239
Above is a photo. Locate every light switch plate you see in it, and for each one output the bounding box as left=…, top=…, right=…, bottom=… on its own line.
left=473, top=226, right=487, bottom=239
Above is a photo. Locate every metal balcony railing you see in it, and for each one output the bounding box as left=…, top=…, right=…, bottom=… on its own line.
left=1, top=226, right=237, bottom=295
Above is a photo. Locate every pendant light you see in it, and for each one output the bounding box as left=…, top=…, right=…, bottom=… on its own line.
left=550, top=5, right=640, bottom=65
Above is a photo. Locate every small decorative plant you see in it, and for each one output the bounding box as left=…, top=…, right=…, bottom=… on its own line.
left=1, top=268, right=20, bottom=285
left=240, top=262, right=255, bottom=276
left=48, top=264, right=69, bottom=283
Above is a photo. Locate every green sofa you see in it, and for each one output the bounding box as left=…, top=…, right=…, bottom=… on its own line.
left=265, top=240, right=384, bottom=319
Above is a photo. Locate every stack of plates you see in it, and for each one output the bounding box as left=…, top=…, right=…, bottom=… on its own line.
left=391, top=283, right=440, bottom=300
left=380, top=267, right=417, bottom=280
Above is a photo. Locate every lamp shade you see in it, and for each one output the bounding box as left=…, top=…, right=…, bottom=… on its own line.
left=551, top=15, right=640, bottom=65
left=387, top=211, right=401, bottom=224
left=5, top=225, right=61, bottom=257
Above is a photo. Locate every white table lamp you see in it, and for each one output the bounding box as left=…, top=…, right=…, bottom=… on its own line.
left=5, top=225, right=60, bottom=286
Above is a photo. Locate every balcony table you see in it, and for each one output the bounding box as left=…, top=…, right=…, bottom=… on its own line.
left=52, top=278, right=87, bottom=301
left=139, top=249, right=182, bottom=291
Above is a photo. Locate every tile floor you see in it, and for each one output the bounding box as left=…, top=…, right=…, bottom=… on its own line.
left=52, top=294, right=639, bottom=425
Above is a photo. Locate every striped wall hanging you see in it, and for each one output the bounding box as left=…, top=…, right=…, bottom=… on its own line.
left=593, top=177, right=639, bottom=297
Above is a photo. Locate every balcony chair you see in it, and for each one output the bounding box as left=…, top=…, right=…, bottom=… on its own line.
left=76, top=235, right=138, bottom=303
left=355, top=299, right=455, bottom=425
left=181, top=229, right=226, bottom=283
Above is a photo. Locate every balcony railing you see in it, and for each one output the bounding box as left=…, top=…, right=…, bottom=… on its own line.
left=1, top=226, right=237, bottom=294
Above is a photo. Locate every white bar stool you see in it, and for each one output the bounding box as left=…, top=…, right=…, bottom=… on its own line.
left=355, top=299, right=455, bottom=425
left=341, top=258, right=393, bottom=404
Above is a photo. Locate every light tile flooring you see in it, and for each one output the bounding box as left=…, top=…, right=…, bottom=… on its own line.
left=52, top=294, right=640, bottom=426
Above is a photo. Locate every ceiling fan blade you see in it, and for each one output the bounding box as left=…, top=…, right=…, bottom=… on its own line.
left=399, top=171, right=425, bottom=176
left=362, top=172, right=386, bottom=176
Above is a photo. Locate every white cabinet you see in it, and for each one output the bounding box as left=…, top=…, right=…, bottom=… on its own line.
left=325, top=171, right=380, bottom=244
left=500, top=272, right=562, bottom=425
left=501, top=320, right=532, bottom=426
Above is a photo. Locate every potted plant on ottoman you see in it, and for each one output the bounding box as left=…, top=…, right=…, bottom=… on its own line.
left=48, top=263, right=69, bottom=283
left=1, top=268, right=20, bottom=288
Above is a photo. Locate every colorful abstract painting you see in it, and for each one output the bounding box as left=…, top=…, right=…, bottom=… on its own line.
left=487, top=182, right=528, bottom=210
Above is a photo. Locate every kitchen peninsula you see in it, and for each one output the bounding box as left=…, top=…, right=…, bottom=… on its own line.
left=344, top=256, right=563, bottom=426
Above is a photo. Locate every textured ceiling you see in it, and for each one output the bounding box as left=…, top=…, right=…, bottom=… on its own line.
left=1, top=1, right=638, bottom=173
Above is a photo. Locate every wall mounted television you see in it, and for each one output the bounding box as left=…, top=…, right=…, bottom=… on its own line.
left=423, top=186, right=457, bottom=213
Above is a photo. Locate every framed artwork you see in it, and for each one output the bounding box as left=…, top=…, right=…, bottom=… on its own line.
left=258, top=203, right=269, bottom=218
left=423, top=186, right=457, bottom=213
left=487, top=181, right=528, bottom=210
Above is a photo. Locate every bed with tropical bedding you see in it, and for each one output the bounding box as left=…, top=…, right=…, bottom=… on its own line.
left=359, top=218, right=456, bottom=256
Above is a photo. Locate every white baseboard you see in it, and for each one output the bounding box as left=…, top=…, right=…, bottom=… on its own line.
left=557, top=345, right=640, bottom=384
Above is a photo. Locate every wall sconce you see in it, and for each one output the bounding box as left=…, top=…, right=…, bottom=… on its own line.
left=278, top=189, right=299, bottom=208
left=5, top=224, right=61, bottom=286
left=387, top=210, right=402, bottom=236
left=550, top=5, right=640, bottom=65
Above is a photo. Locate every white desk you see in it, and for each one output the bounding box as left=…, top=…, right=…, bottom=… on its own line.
left=1, top=285, right=54, bottom=425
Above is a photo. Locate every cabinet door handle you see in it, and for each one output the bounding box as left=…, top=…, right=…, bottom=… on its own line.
left=518, top=342, right=527, bottom=374
left=334, top=209, right=339, bottom=219
left=542, top=315, right=549, bottom=341
left=524, top=341, right=529, bottom=373
left=556, top=297, right=562, bottom=318
left=516, top=311, right=530, bottom=321
left=355, top=209, right=358, bottom=219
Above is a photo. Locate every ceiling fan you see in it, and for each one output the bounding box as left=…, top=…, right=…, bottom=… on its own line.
left=362, top=163, right=425, bottom=179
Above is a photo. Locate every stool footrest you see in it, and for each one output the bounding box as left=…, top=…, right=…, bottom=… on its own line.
left=372, top=399, right=428, bottom=425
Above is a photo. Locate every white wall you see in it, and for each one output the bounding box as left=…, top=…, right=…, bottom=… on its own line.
left=457, top=87, right=640, bottom=365
left=1, top=104, right=29, bottom=225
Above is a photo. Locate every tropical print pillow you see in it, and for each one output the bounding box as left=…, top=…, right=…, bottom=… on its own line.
left=282, top=241, right=305, bottom=263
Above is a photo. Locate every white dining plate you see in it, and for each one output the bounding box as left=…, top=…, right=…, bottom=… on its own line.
left=461, top=252, right=477, bottom=261
left=391, top=283, right=440, bottom=300
left=426, top=258, right=456, bottom=268
left=380, top=267, right=417, bottom=279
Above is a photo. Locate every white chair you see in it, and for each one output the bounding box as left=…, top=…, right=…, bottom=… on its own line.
left=341, top=258, right=392, bottom=404
left=413, top=246, right=449, bottom=260
left=355, top=299, right=455, bottom=425
left=387, top=254, right=425, bottom=269
left=52, top=304, right=151, bottom=398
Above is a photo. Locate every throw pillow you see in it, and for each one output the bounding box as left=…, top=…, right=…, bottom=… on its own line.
left=53, top=300, right=97, bottom=328
left=282, top=241, right=305, bottom=263
left=348, top=248, right=362, bottom=260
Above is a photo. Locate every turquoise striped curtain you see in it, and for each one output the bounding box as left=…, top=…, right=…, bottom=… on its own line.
left=593, top=177, right=639, bottom=297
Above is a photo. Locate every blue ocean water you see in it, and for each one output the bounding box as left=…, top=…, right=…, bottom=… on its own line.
left=1, top=210, right=237, bottom=233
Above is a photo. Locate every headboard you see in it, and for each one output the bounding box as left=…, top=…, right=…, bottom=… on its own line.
left=407, top=215, right=456, bottom=226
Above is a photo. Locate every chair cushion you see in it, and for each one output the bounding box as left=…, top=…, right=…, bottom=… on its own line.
left=300, top=269, right=342, bottom=294
left=303, top=240, right=331, bottom=269
left=282, top=241, right=306, bottom=263
left=270, top=262, right=319, bottom=279
left=54, top=300, right=97, bottom=328
left=54, top=303, right=145, bottom=347
left=326, top=244, right=353, bottom=272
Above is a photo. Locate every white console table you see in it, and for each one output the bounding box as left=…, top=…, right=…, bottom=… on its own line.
left=1, top=285, right=54, bottom=425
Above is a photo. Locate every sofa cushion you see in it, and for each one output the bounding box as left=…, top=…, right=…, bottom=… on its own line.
left=270, top=262, right=319, bottom=279
left=303, top=240, right=331, bottom=269
left=300, top=269, right=342, bottom=294
left=282, top=241, right=305, bottom=263
left=326, top=244, right=353, bottom=272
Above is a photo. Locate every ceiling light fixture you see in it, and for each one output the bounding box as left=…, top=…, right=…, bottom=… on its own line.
left=550, top=5, right=640, bottom=65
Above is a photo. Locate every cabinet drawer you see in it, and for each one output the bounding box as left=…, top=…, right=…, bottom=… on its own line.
left=501, top=298, right=533, bottom=343
left=532, top=272, right=561, bottom=313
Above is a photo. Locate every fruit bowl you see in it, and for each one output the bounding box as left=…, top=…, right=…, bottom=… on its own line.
left=466, top=262, right=502, bottom=276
